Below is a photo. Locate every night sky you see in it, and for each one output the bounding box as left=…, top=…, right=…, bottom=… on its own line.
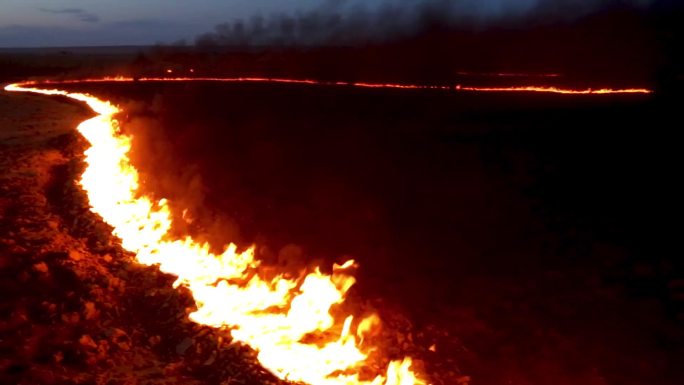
left=0, top=0, right=643, bottom=47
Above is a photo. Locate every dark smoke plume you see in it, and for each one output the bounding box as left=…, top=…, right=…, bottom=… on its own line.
left=125, top=0, right=677, bottom=92
left=195, top=0, right=659, bottom=47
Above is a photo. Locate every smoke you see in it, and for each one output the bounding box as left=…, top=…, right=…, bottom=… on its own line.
left=195, top=0, right=658, bottom=47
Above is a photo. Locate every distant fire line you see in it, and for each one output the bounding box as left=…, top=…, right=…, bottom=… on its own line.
left=455, top=71, right=562, bottom=78
left=16, top=76, right=653, bottom=95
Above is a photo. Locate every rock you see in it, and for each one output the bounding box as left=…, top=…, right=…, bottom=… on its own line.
left=163, top=361, right=184, bottom=375
left=42, top=301, right=57, bottom=314
left=83, top=301, right=99, bottom=320
left=79, top=335, right=98, bottom=349
left=97, top=340, right=110, bottom=359
left=68, top=249, right=82, bottom=261
left=61, top=312, right=80, bottom=324
left=204, top=351, right=217, bottom=365
left=176, top=337, right=195, bottom=355
left=33, top=262, right=49, bottom=273
left=148, top=335, right=162, bottom=346
left=109, top=328, right=130, bottom=351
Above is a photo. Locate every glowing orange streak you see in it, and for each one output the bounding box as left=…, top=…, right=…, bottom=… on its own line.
left=19, top=76, right=652, bottom=95
left=456, top=85, right=652, bottom=94
left=4, top=81, right=425, bottom=385
left=455, top=71, right=562, bottom=78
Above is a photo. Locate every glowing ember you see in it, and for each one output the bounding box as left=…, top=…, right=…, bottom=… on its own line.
left=4, top=81, right=425, bottom=385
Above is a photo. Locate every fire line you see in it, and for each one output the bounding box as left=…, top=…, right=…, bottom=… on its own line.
left=4, top=80, right=424, bottom=385
left=14, top=76, right=653, bottom=95
left=3, top=76, right=651, bottom=385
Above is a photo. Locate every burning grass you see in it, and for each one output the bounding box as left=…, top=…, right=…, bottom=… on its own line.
left=3, top=81, right=434, bottom=385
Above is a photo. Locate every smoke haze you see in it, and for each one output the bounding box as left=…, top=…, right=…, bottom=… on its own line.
left=195, top=0, right=660, bottom=46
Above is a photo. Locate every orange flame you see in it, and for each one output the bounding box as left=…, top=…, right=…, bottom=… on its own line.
left=4, top=81, right=425, bottom=385
left=16, top=76, right=652, bottom=95
left=456, top=85, right=652, bottom=94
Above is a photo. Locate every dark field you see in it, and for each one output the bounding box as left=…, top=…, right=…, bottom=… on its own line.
left=49, top=81, right=682, bottom=385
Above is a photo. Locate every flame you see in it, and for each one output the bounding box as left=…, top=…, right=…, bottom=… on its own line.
left=3, top=75, right=652, bottom=384
left=456, top=85, right=652, bottom=94
left=455, top=71, right=562, bottom=78
left=4, top=81, right=425, bottom=385
left=15, top=76, right=653, bottom=95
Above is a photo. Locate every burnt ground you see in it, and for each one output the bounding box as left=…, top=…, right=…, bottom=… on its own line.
left=2, top=81, right=683, bottom=385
